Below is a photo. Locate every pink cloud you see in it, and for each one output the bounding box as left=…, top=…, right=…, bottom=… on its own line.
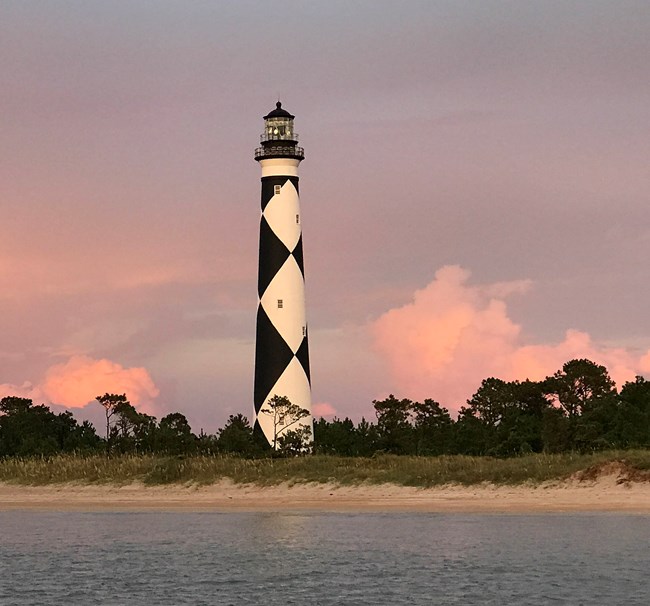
left=372, top=266, right=650, bottom=412
left=0, top=355, right=159, bottom=413
left=312, top=402, right=337, bottom=418
left=640, top=351, right=650, bottom=374
left=42, top=356, right=159, bottom=411
left=0, top=381, right=45, bottom=403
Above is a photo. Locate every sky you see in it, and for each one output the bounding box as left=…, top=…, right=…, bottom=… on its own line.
left=1, top=0, right=649, bottom=432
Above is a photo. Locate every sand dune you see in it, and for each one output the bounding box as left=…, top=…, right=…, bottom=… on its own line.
left=2, top=472, right=649, bottom=513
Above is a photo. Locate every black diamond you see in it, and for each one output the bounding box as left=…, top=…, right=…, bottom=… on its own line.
left=258, top=216, right=291, bottom=297
left=254, top=306, right=295, bottom=410
left=294, top=335, right=311, bottom=385
left=292, top=235, right=305, bottom=278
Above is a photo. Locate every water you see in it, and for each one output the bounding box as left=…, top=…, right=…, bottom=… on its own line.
left=0, top=512, right=648, bottom=605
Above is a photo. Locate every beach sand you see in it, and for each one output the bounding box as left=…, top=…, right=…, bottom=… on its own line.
left=2, top=471, right=649, bottom=513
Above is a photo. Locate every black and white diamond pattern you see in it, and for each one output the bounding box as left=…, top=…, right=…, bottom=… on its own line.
left=254, top=176, right=311, bottom=446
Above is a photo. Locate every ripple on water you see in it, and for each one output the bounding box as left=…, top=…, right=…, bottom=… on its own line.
left=0, top=512, right=648, bottom=605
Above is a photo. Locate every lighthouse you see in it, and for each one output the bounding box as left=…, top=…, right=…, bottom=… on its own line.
left=253, top=102, right=312, bottom=447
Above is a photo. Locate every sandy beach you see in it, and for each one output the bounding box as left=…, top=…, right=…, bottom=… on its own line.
left=2, top=472, right=649, bottom=513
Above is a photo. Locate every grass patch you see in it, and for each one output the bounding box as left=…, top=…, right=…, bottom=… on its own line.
left=1, top=450, right=649, bottom=487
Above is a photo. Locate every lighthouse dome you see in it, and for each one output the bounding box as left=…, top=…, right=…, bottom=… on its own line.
left=264, top=101, right=295, bottom=120
left=255, top=101, right=303, bottom=161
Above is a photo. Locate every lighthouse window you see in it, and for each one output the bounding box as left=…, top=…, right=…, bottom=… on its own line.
left=296, top=214, right=300, bottom=224
left=277, top=299, right=283, bottom=308
left=274, top=185, right=281, bottom=195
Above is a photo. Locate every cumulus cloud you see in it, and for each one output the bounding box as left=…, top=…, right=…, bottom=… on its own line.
left=0, top=381, right=45, bottom=403
left=372, top=266, right=650, bottom=412
left=0, top=355, right=159, bottom=413
left=312, top=402, right=337, bottom=418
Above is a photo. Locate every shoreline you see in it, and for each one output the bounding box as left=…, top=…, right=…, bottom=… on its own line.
left=2, top=475, right=649, bottom=513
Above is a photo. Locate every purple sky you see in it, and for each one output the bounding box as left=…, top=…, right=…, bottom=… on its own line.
left=1, top=1, right=649, bottom=431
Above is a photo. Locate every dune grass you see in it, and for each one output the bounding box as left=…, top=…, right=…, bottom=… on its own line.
left=1, top=450, right=649, bottom=487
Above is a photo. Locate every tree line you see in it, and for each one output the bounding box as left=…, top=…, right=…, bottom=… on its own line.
left=317, top=360, right=650, bottom=456
left=1, top=359, right=649, bottom=458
